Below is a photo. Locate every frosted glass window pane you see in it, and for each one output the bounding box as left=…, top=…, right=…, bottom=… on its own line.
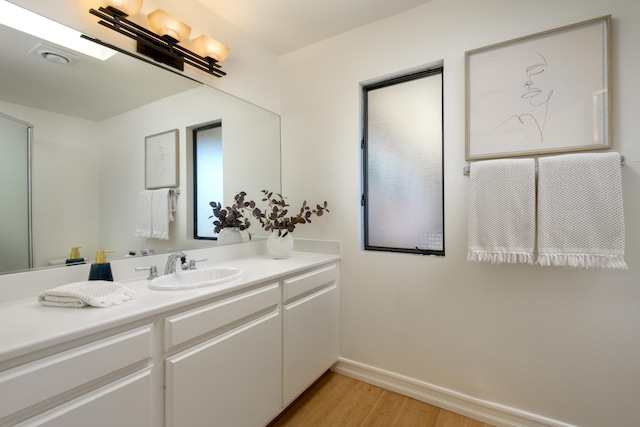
left=364, top=69, right=444, bottom=255
left=194, top=124, right=223, bottom=238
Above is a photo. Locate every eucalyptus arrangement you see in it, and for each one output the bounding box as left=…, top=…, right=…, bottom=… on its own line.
left=252, top=189, right=329, bottom=236
left=209, top=191, right=255, bottom=234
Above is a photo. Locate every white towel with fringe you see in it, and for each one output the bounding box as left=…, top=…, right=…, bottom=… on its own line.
left=38, top=281, right=136, bottom=308
left=135, top=189, right=176, bottom=240
left=467, top=158, right=536, bottom=264
left=537, top=152, right=627, bottom=269
left=134, top=190, right=153, bottom=238
left=151, top=188, right=175, bottom=240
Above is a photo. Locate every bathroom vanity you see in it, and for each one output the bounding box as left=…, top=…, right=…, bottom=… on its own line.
left=0, top=241, right=340, bottom=426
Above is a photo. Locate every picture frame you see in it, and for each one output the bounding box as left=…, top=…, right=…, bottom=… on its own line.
left=145, top=129, right=179, bottom=189
left=465, top=16, right=611, bottom=161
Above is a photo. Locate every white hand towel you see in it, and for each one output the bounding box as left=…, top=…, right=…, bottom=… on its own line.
left=537, top=152, right=626, bottom=269
left=38, top=281, right=136, bottom=308
left=134, top=190, right=153, bottom=238
left=467, top=158, right=536, bottom=264
left=151, top=188, right=174, bottom=240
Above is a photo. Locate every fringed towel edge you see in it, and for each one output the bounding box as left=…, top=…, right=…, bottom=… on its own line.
left=468, top=251, right=534, bottom=265
left=537, top=254, right=627, bottom=269
left=134, top=229, right=152, bottom=238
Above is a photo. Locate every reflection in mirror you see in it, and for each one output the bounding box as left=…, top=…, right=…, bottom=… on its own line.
left=193, top=123, right=223, bottom=239
left=0, top=8, right=281, bottom=275
left=0, top=113, right=31, bottom=272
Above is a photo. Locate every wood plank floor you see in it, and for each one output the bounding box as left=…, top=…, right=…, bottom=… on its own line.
left=268, top=371, right=495, bottom=427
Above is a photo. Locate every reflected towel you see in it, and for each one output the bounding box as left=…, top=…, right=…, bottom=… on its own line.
left=467, top=158, right=536, bottom=264
left=134, top=190, right=153, bottom=238
left=151, top=188, right=175, bottom=240
left=537, top=152, right=627, bottom=269
left=38, top=281, right=135, bottom=308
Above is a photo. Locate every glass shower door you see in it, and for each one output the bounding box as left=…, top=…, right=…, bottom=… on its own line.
left=0, top=112, right=32, bottom=273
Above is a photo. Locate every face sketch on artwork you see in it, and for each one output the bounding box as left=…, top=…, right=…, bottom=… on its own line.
left=497, top=52, right=554, bottom=142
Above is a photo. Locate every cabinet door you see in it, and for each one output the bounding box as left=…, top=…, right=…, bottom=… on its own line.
left=166, top=312, right=282, bottom=427
left=16, top=368, right=153, bottom=427
left=283, top=284, right=339, bottom=405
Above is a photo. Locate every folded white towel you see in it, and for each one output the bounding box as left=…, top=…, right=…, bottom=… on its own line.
left=151, top=188, right=175, bottom=240
left=537, top=152, right=627, bottom=269
left=467, top=158, right=536, bottom=264
left=134, top=190, right=153, bottom=238
left=38, top=281, right=136, bottom=308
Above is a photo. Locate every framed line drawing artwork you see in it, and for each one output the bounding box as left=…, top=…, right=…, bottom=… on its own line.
left=465, top=16, right=611, bottom=161
left=145, top=129, right=179, bottom=189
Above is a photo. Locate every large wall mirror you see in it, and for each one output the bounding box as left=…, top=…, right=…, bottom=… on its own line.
left=0, top=6, right=281, bottom=275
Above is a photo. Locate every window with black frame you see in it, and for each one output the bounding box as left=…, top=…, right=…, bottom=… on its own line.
left=362, top=68, right=444, bottom=255
left=193, top=122, right=223, bottom=239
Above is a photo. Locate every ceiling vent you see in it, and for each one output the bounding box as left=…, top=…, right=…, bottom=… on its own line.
left=29, top=43, right=82, bottom=65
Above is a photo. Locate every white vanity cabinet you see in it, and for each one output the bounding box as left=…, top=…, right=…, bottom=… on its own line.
left=0, top=249, right=341, bottom=427
left=164, top=283, right=282, bottom=427
left=282, top=263, right=340, bottom=405
left=0, top=325, right=154, bottom=427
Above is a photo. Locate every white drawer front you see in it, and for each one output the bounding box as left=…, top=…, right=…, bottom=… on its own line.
left=283, top=263, right=337, bottom=304
left=16, top=367, right=153, bottom=427
left=0, top=325, right=152, bottom=420
left=165, top=283, right=279, bottom=351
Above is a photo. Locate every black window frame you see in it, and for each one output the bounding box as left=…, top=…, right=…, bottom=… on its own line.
left=193, top=121, right=222, bottom=240
left=362, top=67, right=445, bottom=256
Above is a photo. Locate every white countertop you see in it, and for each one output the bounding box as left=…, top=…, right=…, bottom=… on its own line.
left=0, top=249, right=340, bottom=365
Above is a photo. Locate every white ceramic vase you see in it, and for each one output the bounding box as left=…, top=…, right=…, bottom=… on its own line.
left=266, top=231, right=294, bottom=259
left=217, top=227, right=243, bottom=245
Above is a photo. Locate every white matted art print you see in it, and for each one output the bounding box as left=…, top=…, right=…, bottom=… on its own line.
left=465, top=16, right=611, bottom=160
left=145, top=129, right=179, bottom=189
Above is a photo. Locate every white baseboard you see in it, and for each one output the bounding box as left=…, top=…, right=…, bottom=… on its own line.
left=332, top=358, right=576, bottom=427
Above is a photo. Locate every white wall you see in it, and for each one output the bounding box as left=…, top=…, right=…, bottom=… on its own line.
left=279, top=0, right=640, bottom=426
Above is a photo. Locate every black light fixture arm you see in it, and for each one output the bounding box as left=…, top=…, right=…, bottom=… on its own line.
left=88, top=7, right=226, bottom=78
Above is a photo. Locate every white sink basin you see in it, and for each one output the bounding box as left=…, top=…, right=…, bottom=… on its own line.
left=149, top=266, right=242, bottom=291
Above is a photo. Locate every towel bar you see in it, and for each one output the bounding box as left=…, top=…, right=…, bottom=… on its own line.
left=463, top=155, right=625, bottom=176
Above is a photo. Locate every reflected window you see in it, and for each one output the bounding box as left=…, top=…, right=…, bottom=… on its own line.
left=193, top=123, right=223, bottom=239
left=362, top=68, right=444, bottom=255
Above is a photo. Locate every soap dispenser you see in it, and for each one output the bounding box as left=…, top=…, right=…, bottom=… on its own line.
left=88, top=250, right=115, bottom=281
left=66, top=247, right=85, bottom=265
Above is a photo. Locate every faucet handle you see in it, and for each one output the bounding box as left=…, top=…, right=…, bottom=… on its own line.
left=135, top=265, right=158, bottom=280
left=188, top=258, right=208, bottom=270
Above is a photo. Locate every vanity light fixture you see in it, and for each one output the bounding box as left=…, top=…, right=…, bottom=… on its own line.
left=87, top=3, right=227, bottom=78
left=192, top=35, right=229, bottom=63
left=147, top=9, right=191, bottom=42
left=101, top=0, right=143, bottom=17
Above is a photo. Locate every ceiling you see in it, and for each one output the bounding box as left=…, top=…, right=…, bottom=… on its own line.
left=195, top=0, right=433, bottom=54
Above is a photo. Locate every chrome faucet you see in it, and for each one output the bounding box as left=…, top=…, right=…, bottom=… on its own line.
left=164, top=251, right=187, bottom=275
